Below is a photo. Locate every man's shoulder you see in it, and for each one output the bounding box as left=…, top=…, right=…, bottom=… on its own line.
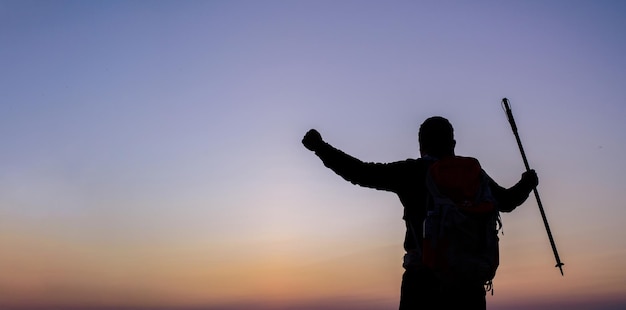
left=390, top=157, right=428, bottom=165
left=386, top=158, right=431, bottom=172
left=439, top=155, right=483, bottom=167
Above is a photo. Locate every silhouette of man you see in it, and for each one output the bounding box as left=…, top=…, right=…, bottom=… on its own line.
left=302, top=116, right=538, bottom=309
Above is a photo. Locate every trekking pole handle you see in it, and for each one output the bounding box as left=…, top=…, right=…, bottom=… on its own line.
left=502, top=98, right=517, bottom=133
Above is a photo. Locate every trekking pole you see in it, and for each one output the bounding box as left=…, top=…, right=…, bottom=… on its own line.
left=501, top=98, right=565, bottom=276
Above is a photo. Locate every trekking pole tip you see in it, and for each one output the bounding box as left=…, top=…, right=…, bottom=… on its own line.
left=556, top=262, right=565, bottom=276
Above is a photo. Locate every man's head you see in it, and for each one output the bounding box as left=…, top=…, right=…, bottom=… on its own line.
left=418, top=116, right=456, bottom=158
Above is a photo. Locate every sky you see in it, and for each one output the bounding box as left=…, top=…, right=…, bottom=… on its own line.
left=1, top=0, right=625, bottom=309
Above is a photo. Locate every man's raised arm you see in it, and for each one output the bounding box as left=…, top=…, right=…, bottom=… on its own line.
left=302, top=129, right=405, bottom=192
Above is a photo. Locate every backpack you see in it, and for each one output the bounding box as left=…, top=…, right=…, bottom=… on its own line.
left=422, top=156, right=501, bottom=288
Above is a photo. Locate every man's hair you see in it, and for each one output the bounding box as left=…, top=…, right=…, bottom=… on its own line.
left=419, top=116, right=455, bottom=157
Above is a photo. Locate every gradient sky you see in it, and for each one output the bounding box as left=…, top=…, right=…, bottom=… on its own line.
left=1, top=1, right=625, bottom=309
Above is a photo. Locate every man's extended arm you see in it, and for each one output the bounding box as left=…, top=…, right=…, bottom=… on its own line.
left=302, top=129, right=406, bottom=192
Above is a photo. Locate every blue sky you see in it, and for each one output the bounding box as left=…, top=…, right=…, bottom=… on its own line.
left=1, top=1, right=625, bottom=309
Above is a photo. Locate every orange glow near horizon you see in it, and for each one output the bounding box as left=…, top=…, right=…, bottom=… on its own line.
left=3, top=219, right=626, bottom=309
left=0, top=221, right=403, bottom=308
